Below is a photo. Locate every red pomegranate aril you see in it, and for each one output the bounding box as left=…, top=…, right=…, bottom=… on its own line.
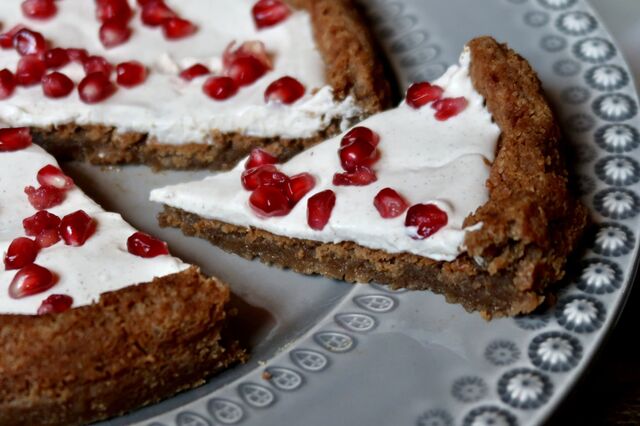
left=285, top=173, right=315, bottom=205
left=179, top=63, right=210, bottom=81
left=99, top=21, right=132, bottom=48
left=9, top=263, right=55, bottom=299
left=22, top=0, right=57, bottom=20
left=78, top=72, right=116, bottom=104
left=127, top=232, right=170, bottom=258
left=249, top=186, right=291, bottom=217
left=24, top=185, right=65, bottom=209
left=4, top=237, right=39, bottom=270
left=42, top=72, right=75, bottom=98
left=141, top=0, right=178, bottom=26
left=13, top=28, right=46, bottom=56
left=245, top=148, right=278, bottom=169
left=60, top=210, right=96, bottom=247
left=406, top=82, right=444, bottom=109
left=340, top=126, right=380, bottom=148
left=37, top=294, right=73, bottom=315
left=432, top=97, right=468, bottom=121
left=23, top=210, right=61, bottom=237
left=35, top=228, right=61, bottom=248
left=241, top=165, right=286, bottom=191
left=227, top=57, right=268, bottom=86
left=16, top=54, right=46, bottom=86
left=37, top=164, right=74, bottom=190
left=0, top=69, right=16, bottom=99
left=333, top=167, right=377, bottom=186
left=96, top=0, right=132, bottom=24
left=307, top=189, right=335, bottom=231
left=264, top=76, right=305, bottom=104
left=252, top=0, right=291, bottom=29
left=83, top=55, right=113, bottom=77
left=339, top=139, right=378, bottom=172
left=404, top=203, right=448, bottom=239
left=162, top=17, right=197, bottom=40
left=66, top=48, right=89, bottom=63
left=374, top=188, right=409, bottom=218
left=0, top=25, right=26, bottom=49
left=116, top=61, right=147, bottom=87
left=44, top=48, right=70, bottom=69
left=223, top=41, right=272, bottom=70
left=203, top=76, right=237, bottom=100
left=0, top=127, right=31, bottom=151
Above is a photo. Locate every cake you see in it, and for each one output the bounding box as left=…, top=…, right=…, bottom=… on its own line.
left=0, top=0, right=391, bottom=170
left=152, top=37, right=589, bottom=319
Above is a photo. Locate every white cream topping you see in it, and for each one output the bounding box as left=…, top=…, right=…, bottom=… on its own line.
left=0, top=144, right=188, bottom=315
left=0, top=0, right=361, bottom=144
left=151, top=50, right=501, bottom=261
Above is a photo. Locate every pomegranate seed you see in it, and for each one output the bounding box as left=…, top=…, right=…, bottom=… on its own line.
left=307, top=190, right=336, bottom=231
left=264, top=76, right=305, bottom=104
left=9, top=263, right=55, bottom=299
left=99, top=21, right=132, bottom=48
left=404, top=203, right=448, bottom=239
left=24, top=185, right=65, bottom=209
left=245, top=148, right=278, bottom=169
left=44, top=48, right=70, bottom=69
left=37, top=164, right=74, bottom=190
left=137, top=0, right=153, bottom=5
left=339, top=139, right=379, bottom=172
left=432, top=97, right=469, bottom=121
left=179, top=63, right=210, bottom=81
left=21, top=0, right=57, bottom=20
left=83, top=55, right=113, bottom=77
left=223, top=41, right=272, bottom=71
left=23, top=210, right=61, bottom=236
left=116, top=61, right=147, bottom=87
left=37, top=294, right=73, bottom=315
left=406, top=82, right=444, bottom=109
left=0, top=127, right=31, bottom=151
left=66, top=48, right=89, bottom=63
left=13, top=28, right=46, bottom=56
left=373, top=188, right=408, bottom=218
left=141, top=0, right=177, bottom=26
left=227, top=57, right=268, bottom=86
left=35, top=228, right=61, bottom=248
left=162, top=17, right=197, bottom=40
left=42, top=72, right=75, bottom=98
left=333, top=167, right=377, bottom=186
left=0, top=25, right=26, bottom=49
left=0, top=69, right=16, bottom=99
left=249, top=186, right=291, bottom=217
left=4, top=237, right=39, bottom=270
left=60, top=210, right=96, bottom=247
left=15, top=54, right=46, bottom=86
left=340, top=126, right=380, bottom=148
left=96, top=0, right=132, bottom=24
left=252, top=0, right=291, bottom=29
left=285, top=173, right=315, bottom=205
left=78, top=72, right=116, bottom=104
left=203, top=76, right=237, bottom=100
left=241, top=165, right=288, bottom=190
left=127, top=232, right=170, bottom=258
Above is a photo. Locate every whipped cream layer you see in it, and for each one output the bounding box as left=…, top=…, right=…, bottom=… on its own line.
left=151, top=51, right=501, bottom=261
left=0, top=0, right=360, bottom=144
left=0, top=144, right=188, bottom=315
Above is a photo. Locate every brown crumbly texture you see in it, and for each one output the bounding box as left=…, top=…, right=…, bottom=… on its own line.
left=27, top=0, right=392, bottom=170
left=0, top=267, right=246, bottom=426
left=157, top=37, right=588, bottom=318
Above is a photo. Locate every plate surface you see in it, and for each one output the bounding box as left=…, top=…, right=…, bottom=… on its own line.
left=87, top=0, right=640, bottom=425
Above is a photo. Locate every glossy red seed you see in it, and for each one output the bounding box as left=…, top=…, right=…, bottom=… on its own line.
left=241, top=165, right=288, bottom=191
left=0, top=69, right=16, bottom=99
left=264, top=76, right=305, bottom=104
left=66, top=48, right=89, bottom=63
left=35, top=228, right=61, bottom=248
left=0, top=25, right=26, bottom=49
left=37, top=164, right=74, bottom=190
left=127, top=232, right=170, bottom=258
left=252, top=0, right=291, bottom=29
left=44, top=48, right=70, bottom=69
left=83, top=55, right=113, bottom=77
left=404, top=203, right=448, bottom=239
left=340, top=126, right=380, bottom=148
left=339, top=139, right=378, bottom=172
left=15, top=54, right=46, bottom=86
left=227, top=57, right=268, bottom=86
left=141, top=0, right=177, bottom=26
left=24, top=185, right=65, bottom=209
left=37, top=294, right=73, bottom=315
left=99, top=21, right=132, bottom=48
left=96, top=0, right=132, bottom=24
left=307, top=190, right=336, bottom=231
left=406, top=82, right=444, bottom=109
left=245, top=148, right=278, bottom=169
left=78, top=72, right=116, bottom=104
left=203, top=76, right=237, bottom=100
left=179, top=63, right=210, bottom=81
left=432, top=97, right=468, bottom=121
left=9, top=263, right=55, bottom=299
left=162, top=17, right=197, bottom=40
left=333, top=167, right=377, bottom=186
left=285, top=173, right=315, bottom=205
left=249, top=186, right=291, bottom=217
left=0, top=127, right=31, bottom=151
left=21, top=0, right=57, bottom=20
left=116, top=61, right=147, bottom=87
left=373, top=188, right=408, bottom=218
left=23, top=210, right=61, bottom=237
left=60, top=210, right=96, bottom=246
left=42, top=72, right=75, bottom=98
left=13, top=28, right=46, bottom=56
left=4, top=237, right=39, bottom=270
left=223, top=41, right=272, bottom=71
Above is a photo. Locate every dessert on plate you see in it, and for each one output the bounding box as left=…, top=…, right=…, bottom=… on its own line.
left=152, top=37, right=589, bottom=318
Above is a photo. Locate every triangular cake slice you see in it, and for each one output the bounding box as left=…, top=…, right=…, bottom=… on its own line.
left=0, top=0, right=390, bottom=170
left=152, top=37, right=588, bottom=318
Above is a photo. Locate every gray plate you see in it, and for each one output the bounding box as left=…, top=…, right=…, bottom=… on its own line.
left=85, top=1, right=640, bottom=425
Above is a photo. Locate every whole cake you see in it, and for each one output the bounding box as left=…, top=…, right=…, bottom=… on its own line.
left=152, top=37, right=589, bottom=318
